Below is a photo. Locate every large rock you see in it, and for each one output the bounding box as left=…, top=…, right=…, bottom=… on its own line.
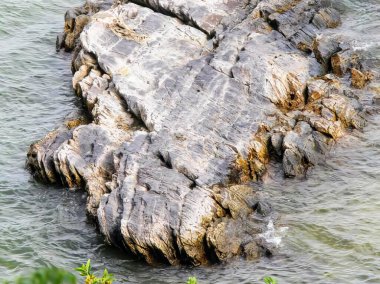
left=27, top=0, right=377, bottom=265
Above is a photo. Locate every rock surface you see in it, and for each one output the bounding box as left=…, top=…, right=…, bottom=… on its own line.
left=27, top=0, right=378, bottom=265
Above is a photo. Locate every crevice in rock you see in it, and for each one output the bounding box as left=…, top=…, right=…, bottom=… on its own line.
left=156, top=151, right=173, bottom=169
left=202, top=234, right=221, bottom=264
left=170, top=229, right=184, bottom=264
left=129, top=0, right=211, bottom=37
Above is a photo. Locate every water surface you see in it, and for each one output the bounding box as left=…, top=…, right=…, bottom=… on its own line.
left=0, top=0, right=379, bottom=283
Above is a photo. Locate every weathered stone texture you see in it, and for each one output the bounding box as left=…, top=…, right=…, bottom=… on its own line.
left=27, top=0, right=378, bottom=265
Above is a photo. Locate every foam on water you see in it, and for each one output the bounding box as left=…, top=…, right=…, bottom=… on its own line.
left=259, top=220, right=288, bottom=248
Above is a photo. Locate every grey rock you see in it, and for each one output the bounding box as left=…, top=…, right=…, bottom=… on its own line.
left=312, top=35, right=341, bottom=68
left=312, top=8, right=341, bottom=29
left=27, top=0, right=376, bottom=265
left=373, top=94, right=380, bottom=105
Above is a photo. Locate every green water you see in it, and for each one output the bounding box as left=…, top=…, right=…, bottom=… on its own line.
left=0, top=0, right=379, bottom=283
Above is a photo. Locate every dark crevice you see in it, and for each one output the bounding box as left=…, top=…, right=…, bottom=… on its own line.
left=149, top=246, right=171, bottom=265
left=119, top=237, right=136, bottom=257
left=189, top=180, right=197, bottom=189
left=109, top=191, right=130, bottom=253
left=211, top=196, right=232, bottom=219
left=301, top=154, right=313, bottom=168
left=170, top=229, right=193, bottom=265
left=247, top=157, right=254, bottom=181
left=208, top=63, right=234, bottom=79
left=170, top=230, right=182, bottom=263
left=202, top=234, right=220, bottom=264
left=156, top=151, right=173, bottom=169
left=304, top=85, right=309, bottom=104
left=66, top=165, right=82, bottom=188
left=144, top=183, right=151, bottom=191
left=207, top=30, right=217, bottom=41
left=252, top=201, right=272, bottom=217
left=263, top=246, right=273, bottom=258
left=268, top=18, right=280, bottom=31
left=129, top=0, right=211, bottom=37
left=268, top=141, right=283, bottom=161
left=315, top=128, right=334, bottom=140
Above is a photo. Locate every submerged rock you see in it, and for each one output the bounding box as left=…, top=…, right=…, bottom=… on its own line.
left=27, top=0, right=377, bottom=265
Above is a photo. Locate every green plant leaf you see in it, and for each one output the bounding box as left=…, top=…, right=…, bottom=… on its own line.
left=263, top=276, right=278, bottom=284
left=12, top=267, right=77, bottom=284
left=85, top=259, right=92, bottom=275
left=75, top=264, right=87, bottom=276
left=186, top=276, right=197, bottom=284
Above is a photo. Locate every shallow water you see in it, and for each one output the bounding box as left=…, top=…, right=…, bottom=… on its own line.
left=0, top=0, right=379, bottom=283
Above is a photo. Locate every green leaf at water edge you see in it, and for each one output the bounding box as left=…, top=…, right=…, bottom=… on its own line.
left=186, top=276, right=197, bottom=284
left=75, top=259, right=92, bottom=276
left=263, top=276, right=278, bottom=284
left=7, top=267, right=77, bottom=284
left=102, top=269, right=115, bottom=283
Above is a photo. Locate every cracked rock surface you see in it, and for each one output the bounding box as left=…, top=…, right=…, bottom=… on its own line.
left=27, top=0, right=378, bottom=265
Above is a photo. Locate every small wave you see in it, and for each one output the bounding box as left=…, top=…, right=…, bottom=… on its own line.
left=351, top=41, right=380, bottom=52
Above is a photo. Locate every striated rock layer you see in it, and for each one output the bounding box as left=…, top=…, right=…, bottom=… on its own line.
left=27, top=0, right=379, bottom=265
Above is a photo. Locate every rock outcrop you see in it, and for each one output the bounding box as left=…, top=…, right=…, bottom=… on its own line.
left=27, top=0, right=378, bottom=265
